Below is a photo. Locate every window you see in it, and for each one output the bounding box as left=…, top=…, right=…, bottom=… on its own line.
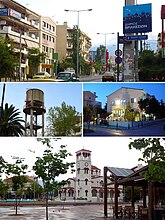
left=42, top=34, right=46, bottom=39
left=92, top=189, right=97, bottom=197
left=85, top=190, right=88, bottom=197
left=77, top=168, right=80, bottom=174
left=78, top=179, right=80, bottom=185
left=131, top=98, right=136, bottom=103
left=85, top=179, right=88, bottom=185
left=84, top=168, right=89, bottom=174
left=111, top=101, right=115, bottom=106
left=121, top=99, right=126, bottom=105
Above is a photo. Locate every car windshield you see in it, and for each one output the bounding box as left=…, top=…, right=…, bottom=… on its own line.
left=104, top=72, right=114, bottom=75
left=36, top=72, right=45, bottom=75
left=58, top=72, right=71, bottom=78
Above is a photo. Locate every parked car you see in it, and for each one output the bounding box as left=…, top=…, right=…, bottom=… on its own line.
left=56, top=71, right=80, bottom=82
left=102, top=71, right=115, bottom=82
left=33, top=71, right=51, bottom=79
left=28, top=78, right=65, bottom=82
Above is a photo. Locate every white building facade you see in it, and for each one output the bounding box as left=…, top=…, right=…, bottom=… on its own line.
left=59, top=149, right=123, bottom=202
left=107, top=87, right=150, bottom=120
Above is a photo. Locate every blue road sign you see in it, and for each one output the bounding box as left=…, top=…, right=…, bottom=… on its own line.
left=125, top=35, right=148, bottom=41
left=115, top=57, right=122, bottom=64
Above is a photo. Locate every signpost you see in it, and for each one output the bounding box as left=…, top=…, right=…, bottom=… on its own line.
left=125, top=35, right=148, bottom=41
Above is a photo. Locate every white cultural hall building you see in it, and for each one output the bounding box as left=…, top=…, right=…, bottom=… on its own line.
left=59, top=148, right=124, bottom=202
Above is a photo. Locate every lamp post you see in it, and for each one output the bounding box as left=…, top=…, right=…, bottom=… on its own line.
left=64, top=9, right=92, bottom=76
left=97, top=32, right=114, bottom=72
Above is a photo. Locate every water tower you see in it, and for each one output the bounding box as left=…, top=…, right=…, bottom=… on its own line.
left=23, top=88, right=46, bottom=136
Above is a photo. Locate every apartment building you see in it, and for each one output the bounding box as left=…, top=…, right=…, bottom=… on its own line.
left=0, top=1, right=57, bottom=78
left=56, top=22, right=92, bottom=63
left=39, top=16, right=56, bottom=76
left=107, top=87, right=150, bottom=118
left=83, top=91, right=102, bottom=109
left=81, top=31, right=92, bottom=63
left=0, top=0, right=40, bottom=78
left=56, top=22, right=73, bottom=62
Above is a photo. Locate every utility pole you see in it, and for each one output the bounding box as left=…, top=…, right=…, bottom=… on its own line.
left=123, top=0, right=135, bottom=82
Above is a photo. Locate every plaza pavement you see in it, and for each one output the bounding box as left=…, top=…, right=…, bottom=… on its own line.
left=0, top=205, right=114, bottom=220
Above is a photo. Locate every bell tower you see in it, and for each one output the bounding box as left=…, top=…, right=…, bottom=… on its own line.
left=75, top=149, right=92, bottom=200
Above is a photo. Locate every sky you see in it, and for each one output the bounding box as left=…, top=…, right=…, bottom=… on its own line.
left=0, top=137, right=145, bottom=181
left=15, top=0, right=164, bottom=51
left=0, top=82, right=82, bottom=124
left=83, top=82, right=165, bottom=107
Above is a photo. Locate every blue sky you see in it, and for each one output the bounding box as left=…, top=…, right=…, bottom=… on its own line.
left=83, top=83, right=165, bottom=108
left=0, top=83, right=82, bottom=122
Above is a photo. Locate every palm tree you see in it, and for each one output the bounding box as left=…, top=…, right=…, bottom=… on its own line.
left=0, top=103, right=25, bottom=136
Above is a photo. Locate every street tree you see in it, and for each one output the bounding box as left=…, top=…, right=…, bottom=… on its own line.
left=5, top=156, right=28, bottom=215
left=138, top=96, right=162, bottom=119
left=0, top=36, right=17, bottom=81
left=27, top=48, right=46, bottom=78
left=33, top=138, right=75, bottom=220
left=124, top=102, right=133, bottom=122
left=95, top=45, right=106, bottom=72
left=46, top=102, right=81, bottom=136
left=139, top=50, right=165, bottom=81
left=129, top=138, right=165, bottom=220
left=59, top=58, right=75, bottom=72
left=0, top=103, right=25, bottom=136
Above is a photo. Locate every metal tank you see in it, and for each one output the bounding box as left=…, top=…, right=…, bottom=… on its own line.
left=23, top=89, right=46, bottom=136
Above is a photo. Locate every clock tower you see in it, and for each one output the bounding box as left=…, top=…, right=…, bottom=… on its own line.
left=75, top=149, right=92, bottom=200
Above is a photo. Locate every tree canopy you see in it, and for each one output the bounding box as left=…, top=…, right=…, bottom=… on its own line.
left=129, top=138, right=165, bottom=182
left=0, top=103, right=25, bottom=136
left=139, top=50, right=165, bottom=81
left=46, top=101, right=81, bottom=136
left=0, top=36, right=17, bottom=80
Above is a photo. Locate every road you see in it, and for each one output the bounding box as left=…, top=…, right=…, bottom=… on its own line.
left=83, top=120, right=165, bottom=136
left=79, top=74, right=102, bottom=82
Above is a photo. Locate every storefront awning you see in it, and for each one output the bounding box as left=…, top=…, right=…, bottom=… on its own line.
left=8, top=34, right=26, bottom=45
left=25, top=40, right=39, bottom=48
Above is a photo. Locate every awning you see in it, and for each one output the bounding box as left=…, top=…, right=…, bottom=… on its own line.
left=25, top=40, right=39, bottom=48
left=8, top=34, right=26, bottom=45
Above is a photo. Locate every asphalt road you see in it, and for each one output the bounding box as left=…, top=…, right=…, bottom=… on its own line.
left=83, top=120, right=165, bottom=136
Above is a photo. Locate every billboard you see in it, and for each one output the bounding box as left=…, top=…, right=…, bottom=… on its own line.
left=9, top=8, right=21, bottom=20
left=0, top=8, right=9, bottom=16
left=123, top=3, right=152, bottom=34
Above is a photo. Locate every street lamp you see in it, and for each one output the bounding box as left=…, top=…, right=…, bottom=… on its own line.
left=97, top=32, right=114, bottom=72
left=64, top=9, right=92, bottom=76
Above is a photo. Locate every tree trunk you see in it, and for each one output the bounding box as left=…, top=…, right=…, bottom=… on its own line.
left=148, top=181, right=154, bottom=220
left=15, top=193, right=18, bottom=215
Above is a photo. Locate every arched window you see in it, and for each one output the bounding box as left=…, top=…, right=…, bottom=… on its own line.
left=85, top=179, right=88, bottom=185
left=92, top=189, right=97, bottom=197
left=77, top=168, right=80, bottom=174
left=99, top=189, right=103, bottom=198
left=84, top=168, right=89, bottom=174
left=85, top=190, right=88, bottom=197
left=78, top=190, right=80, bottom=197
left=77, top=179, right=80, bottom=185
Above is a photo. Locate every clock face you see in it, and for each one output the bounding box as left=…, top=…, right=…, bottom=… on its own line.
left=77, top=163, right=80, bottom=167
